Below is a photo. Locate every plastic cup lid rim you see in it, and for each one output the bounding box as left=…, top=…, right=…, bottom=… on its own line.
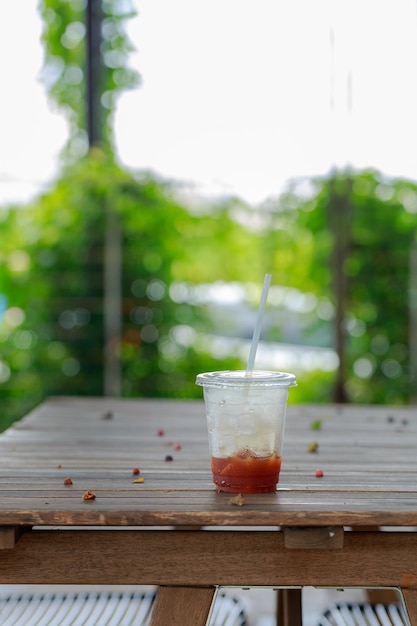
left=196, top=370, right=297, bottom=387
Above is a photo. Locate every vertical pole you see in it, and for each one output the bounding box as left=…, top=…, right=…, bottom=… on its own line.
left=277, top=589, right=303, bottom=626
left=328, top=174, right=352, bottom=403
left=409, top=238, right=417, bottom=403
left=328, top=9, right=353, bottom=403
left=86, top=0, right=103, bottom=147
left=86, top=0, right=122, bottom=396
left=104, top=204, right=122, bottom=396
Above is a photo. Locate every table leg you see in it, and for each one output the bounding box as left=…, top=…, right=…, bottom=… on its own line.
left=402, top=588, right=417, bottom=626
left=277, top=589, right=302, bottom=626
left=149, top=586, right=216, bottom=626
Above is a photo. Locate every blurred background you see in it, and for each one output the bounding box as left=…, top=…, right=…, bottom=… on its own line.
left=1, top=0, right=417, bottom=430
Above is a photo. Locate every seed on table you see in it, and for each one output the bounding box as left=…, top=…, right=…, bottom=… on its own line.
left=132, top=468, right=140, bottom=475
left=229, top=493, right=245, bottom=507
left=157, top=428, right=165, bottom=436
left=173, top=443, right=182, bottom=450
left=315, top=469, right=324, bottom=478
left=83, top=490, right=96, bottom=500
left=165, top=455, right=173, bottom=462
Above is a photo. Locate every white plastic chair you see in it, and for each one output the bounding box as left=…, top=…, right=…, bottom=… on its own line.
left=317, top=602, right=407, bottom=626
left=0, top=590, right=247, bottom=626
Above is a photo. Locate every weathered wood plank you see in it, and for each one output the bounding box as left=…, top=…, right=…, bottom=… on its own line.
left=0, top=493, right=416, bottom=527
left=2, top=472, right=417, bottom=491
left=1, top=529, right=417, bottom=588
left=0, top=398, right=416, bottom=528
left=0, top=527, right=15, bottom=549
left=284, top=526, right=344, bottom=549
left=277, top=589, right=302, bottom=626
left=149, top=586, right=215, bottom=626
left=403, top=588, right=417, bottom=626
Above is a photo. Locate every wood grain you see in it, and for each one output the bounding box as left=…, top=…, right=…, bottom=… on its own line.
left=0, top=397, right=416, bottom=529
left=0, top=527, right=15, bottom=549
left=403, top=588, right=417, bottom=626
left=1, top=397, right=417, bottom=625
left=284, top=526, right=344, bottom=549
left=277, top=589, right=302, bottom=626
left=149, top=586, right=215, bottom=626
left=1, top=529, right=417, bottom=588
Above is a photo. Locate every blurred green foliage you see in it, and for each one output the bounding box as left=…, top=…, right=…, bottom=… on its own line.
left=1, top=4, right=417, bottom=432
left=278, top=170, right=417, bottom=404
left=2, top=160, right=417, bottom=432
left=39, top=0, right=139, bottom=155
left=0, top=151, right=265, bottom=429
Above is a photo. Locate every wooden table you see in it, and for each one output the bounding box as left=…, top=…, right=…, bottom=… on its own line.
left=0, top=397, right=417, bottom=626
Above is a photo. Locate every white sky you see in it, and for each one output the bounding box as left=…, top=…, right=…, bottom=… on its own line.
left=1, top=0, right=417, bottom=206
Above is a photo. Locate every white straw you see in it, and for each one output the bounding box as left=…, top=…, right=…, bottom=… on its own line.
left=246, top=273, right=272, bottom=374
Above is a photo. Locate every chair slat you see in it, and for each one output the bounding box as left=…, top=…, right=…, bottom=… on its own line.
left=318, top=603, right=407, bottom=626
left=0, top=590, right=246, bottom=626
left=387, top=604, right=407, bottom=626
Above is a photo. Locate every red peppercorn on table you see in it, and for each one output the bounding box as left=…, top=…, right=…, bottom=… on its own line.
left=0, top=397, right=417, bottom=626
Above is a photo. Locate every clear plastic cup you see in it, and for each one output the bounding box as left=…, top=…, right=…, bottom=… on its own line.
left=196, top=370, right=297, bottom=493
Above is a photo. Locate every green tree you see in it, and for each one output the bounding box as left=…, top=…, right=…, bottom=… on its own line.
left=1, top=151, right=264, bottom=429
left=38, top=0, right=139, bottom=155
left=1, top=2, right=273, bottom=428
left=278, top=169, right=416, bottom=405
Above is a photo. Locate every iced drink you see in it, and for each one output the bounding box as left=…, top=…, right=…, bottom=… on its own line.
left=196, top=370, right=296, bottom=493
